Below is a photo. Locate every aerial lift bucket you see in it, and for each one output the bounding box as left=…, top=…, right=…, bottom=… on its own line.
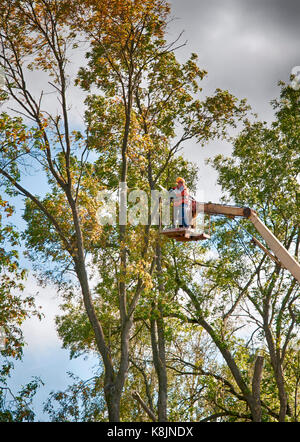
left=160, top=199, right=211, bottom=242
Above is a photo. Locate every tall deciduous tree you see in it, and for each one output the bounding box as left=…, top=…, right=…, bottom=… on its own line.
left=170, top=80, right=299, bottom=422
left=210, top=81, right=299, bottom=421
left=0, top=0, right=247, bottom=421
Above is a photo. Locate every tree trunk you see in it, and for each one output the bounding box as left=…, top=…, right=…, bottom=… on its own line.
left=150, top=314, right=168, bottom=422
left=275, top=365, right=288, bottom=422
left=251, top=356, right=264, bottom=422
left=150, top=242, right=168, bottom=422
left=157, top=309, right=168, bottom=421
left=262, top=279, right=288, bottom=422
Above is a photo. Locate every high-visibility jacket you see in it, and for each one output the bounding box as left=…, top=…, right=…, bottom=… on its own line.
left=172, top=185, right=189, bottom=206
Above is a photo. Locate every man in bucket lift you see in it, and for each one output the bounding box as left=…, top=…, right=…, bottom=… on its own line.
left=170, top=177, right=190, bottom=228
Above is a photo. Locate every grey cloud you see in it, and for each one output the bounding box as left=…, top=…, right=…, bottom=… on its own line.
left=168, top=0, right=300, bottom=199
left=169, top=0, right=300, bottom=113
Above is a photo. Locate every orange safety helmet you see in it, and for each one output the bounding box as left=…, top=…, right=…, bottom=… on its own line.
left=176, top=177, right=185, bottom=184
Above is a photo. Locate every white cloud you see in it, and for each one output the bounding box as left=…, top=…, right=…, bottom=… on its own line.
left=20, top=274, right=63, bottom=352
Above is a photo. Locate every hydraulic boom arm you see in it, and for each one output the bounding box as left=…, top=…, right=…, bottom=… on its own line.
left=200, top=203, right=300, bottom=284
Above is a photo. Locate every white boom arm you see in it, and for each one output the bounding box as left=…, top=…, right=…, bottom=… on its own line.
left=201, top=203, right=300, bottom=283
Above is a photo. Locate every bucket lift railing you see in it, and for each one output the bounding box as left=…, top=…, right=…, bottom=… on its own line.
left=159, top=196, right=211, bottom=242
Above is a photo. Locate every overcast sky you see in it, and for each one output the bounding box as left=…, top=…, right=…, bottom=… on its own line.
left=168, top=0, right=300, bottom=200
left=7, top=0, right=300, bottom=421
left=170, top=0, right=299, bottom=111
